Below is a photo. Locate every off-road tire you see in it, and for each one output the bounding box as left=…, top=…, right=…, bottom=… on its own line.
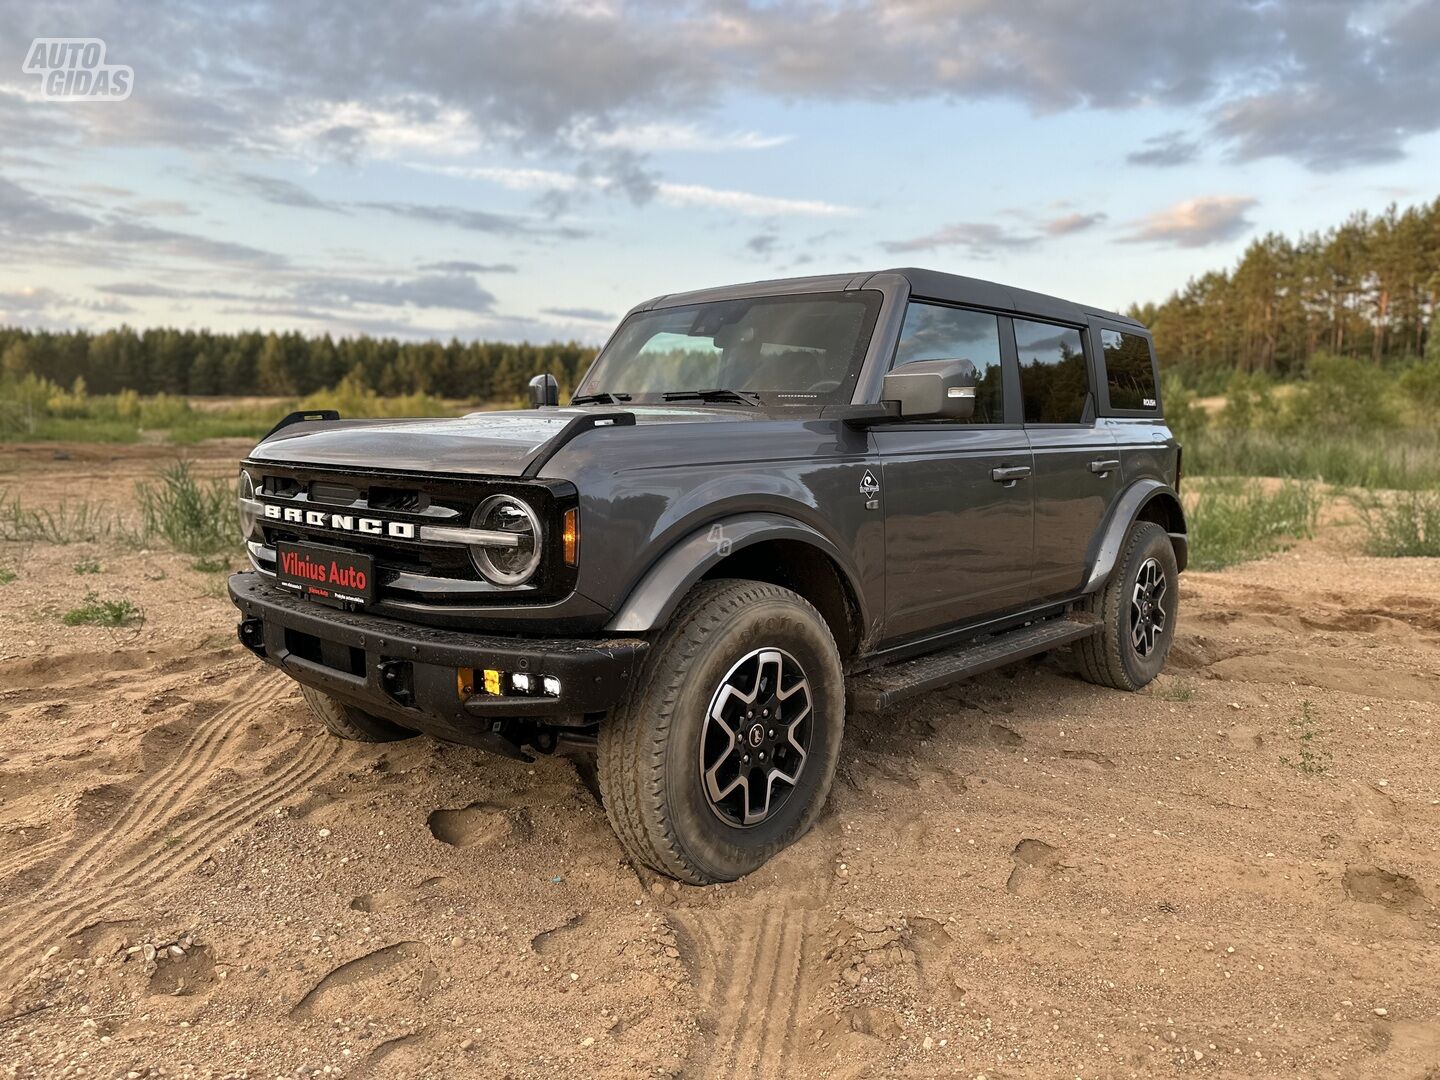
left=597, top=579, right=845, bottom=884
left=299, top=685, right=418, bottom=743
left=1074, top=520, right=1178, bottom=691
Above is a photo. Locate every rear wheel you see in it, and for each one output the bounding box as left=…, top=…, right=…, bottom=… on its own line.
left=597, top=579, right=845, bottom=884
left=1074, top=520, right=1178, bottom=691
left=299, top=685, right=418, bottom=742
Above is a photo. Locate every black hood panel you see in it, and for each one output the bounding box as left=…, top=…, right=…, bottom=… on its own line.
left=246, top=406, right=761, bottom=477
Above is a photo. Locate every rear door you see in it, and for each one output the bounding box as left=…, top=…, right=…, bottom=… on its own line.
left=875, top=301, right=1034, bottom=642
left=1012, top=317, right=1121, bottom=601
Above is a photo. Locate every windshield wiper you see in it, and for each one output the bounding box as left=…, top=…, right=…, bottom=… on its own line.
left=661, top=388, right=762, bottom=406
left=570, top=391, right=632, bottom=405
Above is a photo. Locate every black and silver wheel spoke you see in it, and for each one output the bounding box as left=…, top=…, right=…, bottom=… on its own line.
left=700, top=648, right=812, bottom=827
left=1129, top=557, right=1168, bottom=657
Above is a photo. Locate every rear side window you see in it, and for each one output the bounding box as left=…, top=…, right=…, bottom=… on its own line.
left=893, top=302, right=1004, bottom=422
left=1014, top=319, right=1088, bottom=423
left=1100, top=329, right=1159, bottom=411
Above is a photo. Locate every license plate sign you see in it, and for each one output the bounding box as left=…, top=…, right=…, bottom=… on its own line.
left=275, top=542, right=374, bottom=606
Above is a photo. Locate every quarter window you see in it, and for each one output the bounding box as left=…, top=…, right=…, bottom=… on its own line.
left=1014, top=319, right=1088, bottom=424
left=893, top=303, right=1004, bottom=423
left=1100, top=329, right=1158, bottom=411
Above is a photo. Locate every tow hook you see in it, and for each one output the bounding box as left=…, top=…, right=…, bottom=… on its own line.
left=237, top=618, right=265, bottom=656
left=378, top=660, right=414, bottom=706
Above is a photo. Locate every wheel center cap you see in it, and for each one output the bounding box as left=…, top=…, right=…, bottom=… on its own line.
left=747, top=723, right=766, bottom=748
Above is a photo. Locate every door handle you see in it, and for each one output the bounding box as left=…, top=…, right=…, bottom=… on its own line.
left=990, top=465, right=1032, bottom=485
left=1089, top=458, right=1120, bottom=476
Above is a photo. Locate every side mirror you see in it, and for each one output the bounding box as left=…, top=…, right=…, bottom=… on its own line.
left=528, top=373, right=559, bottom=408
left=880, top=358, right=977, bottom=421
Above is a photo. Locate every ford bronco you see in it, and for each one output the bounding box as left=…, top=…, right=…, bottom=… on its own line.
left=229, top=268, right=1185, bottom=884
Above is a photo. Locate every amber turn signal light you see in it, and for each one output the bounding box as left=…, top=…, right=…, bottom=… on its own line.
left=562, top=507, right=579, bottom=565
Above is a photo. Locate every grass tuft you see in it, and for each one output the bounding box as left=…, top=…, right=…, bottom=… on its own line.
left=1280, top=700, right=1332, bottom=777
left=72, top=557, right=102, bottom=575
left=1353, top=489, right=1440, bottom=557
left=1187, top=480, right=1320, bottom=571
left=133, top=461, right=237, bottom=556
left=0, top=489, right=116, bottom=544
left=62, top=590, right=143, bottom=628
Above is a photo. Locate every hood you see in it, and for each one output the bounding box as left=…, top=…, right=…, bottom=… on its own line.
left=245, top=405, right=764, bottom=477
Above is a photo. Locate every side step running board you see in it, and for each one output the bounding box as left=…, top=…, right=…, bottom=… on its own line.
left=847, top=614, right=1100, bottom=712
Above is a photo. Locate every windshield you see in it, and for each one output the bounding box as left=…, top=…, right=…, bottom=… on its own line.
left=575, top=291, right=881, bottom=406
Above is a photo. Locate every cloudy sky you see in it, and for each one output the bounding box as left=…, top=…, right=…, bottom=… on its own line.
left=1, top=0, right=1437, bottom=343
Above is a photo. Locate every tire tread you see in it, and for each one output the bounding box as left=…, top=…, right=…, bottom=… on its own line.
left=597, top=579, right=839, bottom=884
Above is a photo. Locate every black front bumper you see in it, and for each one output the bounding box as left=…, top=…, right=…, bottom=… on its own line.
left=228, top=573, right=647, bottom=747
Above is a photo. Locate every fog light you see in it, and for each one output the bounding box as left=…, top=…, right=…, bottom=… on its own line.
left=483, top=668, right=503, bottom=695
left=542, top=676, right=561, bottom=696
left=511, top=672, right=533, bottom=692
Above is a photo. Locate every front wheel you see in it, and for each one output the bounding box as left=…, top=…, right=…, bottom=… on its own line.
left=597, top=579, right=845, bottom=884
left=1074, top=520, right=1179, bottom=691
left=299, top=685, right=418, bottom=743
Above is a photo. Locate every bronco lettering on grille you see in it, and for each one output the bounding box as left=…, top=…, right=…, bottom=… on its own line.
left=262, top=502, right=416, bottom=539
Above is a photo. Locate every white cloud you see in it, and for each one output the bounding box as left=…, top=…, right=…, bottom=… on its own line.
left=412, top=163, right=856, bottom=217
left=274, top=97, right=483, bottom=160
left=581, top=121, right=790, bottom=153
left=1121, top=196, right=1258, bottom=247
left=652, top=182, right=854, bottom=217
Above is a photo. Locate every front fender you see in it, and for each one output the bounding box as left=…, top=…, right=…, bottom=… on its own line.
left=606, top=513, right=865, bottom=633
left=1081, top=480, right=1188, bottom=594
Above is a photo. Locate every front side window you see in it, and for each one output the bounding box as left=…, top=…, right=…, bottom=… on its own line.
left=1100, top=329, right=1159, bottom=411
left=1015, top=319, right=1089, bottom=424
left=576, top=292, right=881, bottom=406
left=892, top=302, right=1005, bottom=423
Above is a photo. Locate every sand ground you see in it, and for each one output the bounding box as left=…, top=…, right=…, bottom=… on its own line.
left=1, top=443, right=1438, bottom=1079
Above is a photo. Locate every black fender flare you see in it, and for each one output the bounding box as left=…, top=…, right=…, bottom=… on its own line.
left=605, top=513, right=866, bottom=633
left=1081, top=480, right=1188, bottom=594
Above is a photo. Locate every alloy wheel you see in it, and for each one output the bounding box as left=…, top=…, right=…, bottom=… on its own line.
left=1129, top=556, right=1168, bottom=657
left=698, top=648, right=813, bottom=827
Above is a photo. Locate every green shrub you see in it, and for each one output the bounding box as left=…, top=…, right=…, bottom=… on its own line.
left=1217, top=371, right=1276, bottom=430
left=1398, top=360, right=1440, bottom=415
left=1353, top=490, right=1440, bottom=557
left=1285, top=353, right=1398, bottom=432
left=298, top=372, right=446, bottom=419
left=1187, top=479, right=1320, bottom=571
left=133, top=460, right=237, bottom=555
left=62, top=591, right=143, bottom=628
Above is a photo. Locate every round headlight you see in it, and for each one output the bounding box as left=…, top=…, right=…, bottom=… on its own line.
left=237, top=470, right=260, bottom=541
left=470, top=495, right=542, bottom=586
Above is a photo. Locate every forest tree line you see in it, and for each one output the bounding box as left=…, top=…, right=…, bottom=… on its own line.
left=0, top=327, right=598, bottom=401
left=1131, top=197, right=1440, bottom=380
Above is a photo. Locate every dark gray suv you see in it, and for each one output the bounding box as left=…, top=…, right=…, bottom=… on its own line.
left=229, top=268, right=1186, bottom=883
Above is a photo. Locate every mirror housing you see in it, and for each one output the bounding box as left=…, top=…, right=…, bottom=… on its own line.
left=879, top=358, right=977, bottom=421
left=528, top=373, right=559, bottom=408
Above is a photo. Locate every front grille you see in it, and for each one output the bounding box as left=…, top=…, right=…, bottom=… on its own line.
left=243, top=460, right=577, bottom=609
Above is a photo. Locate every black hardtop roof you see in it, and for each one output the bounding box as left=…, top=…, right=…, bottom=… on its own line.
left=637, top=268, right=1146, bottom=332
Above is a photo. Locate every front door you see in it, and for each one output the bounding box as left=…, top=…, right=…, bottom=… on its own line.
left=876, top=301, right=1034, bottom=643
left=1012, top=317, right=1121, bottom=600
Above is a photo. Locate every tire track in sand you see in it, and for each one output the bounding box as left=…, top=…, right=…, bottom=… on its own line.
left=0, top=674, right=339, bottom=985
left=0, top=730, right=338, bottom=983
left=676, top=905, right=818, bottom=1080
left=0, top=670, right=287, bottom=890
